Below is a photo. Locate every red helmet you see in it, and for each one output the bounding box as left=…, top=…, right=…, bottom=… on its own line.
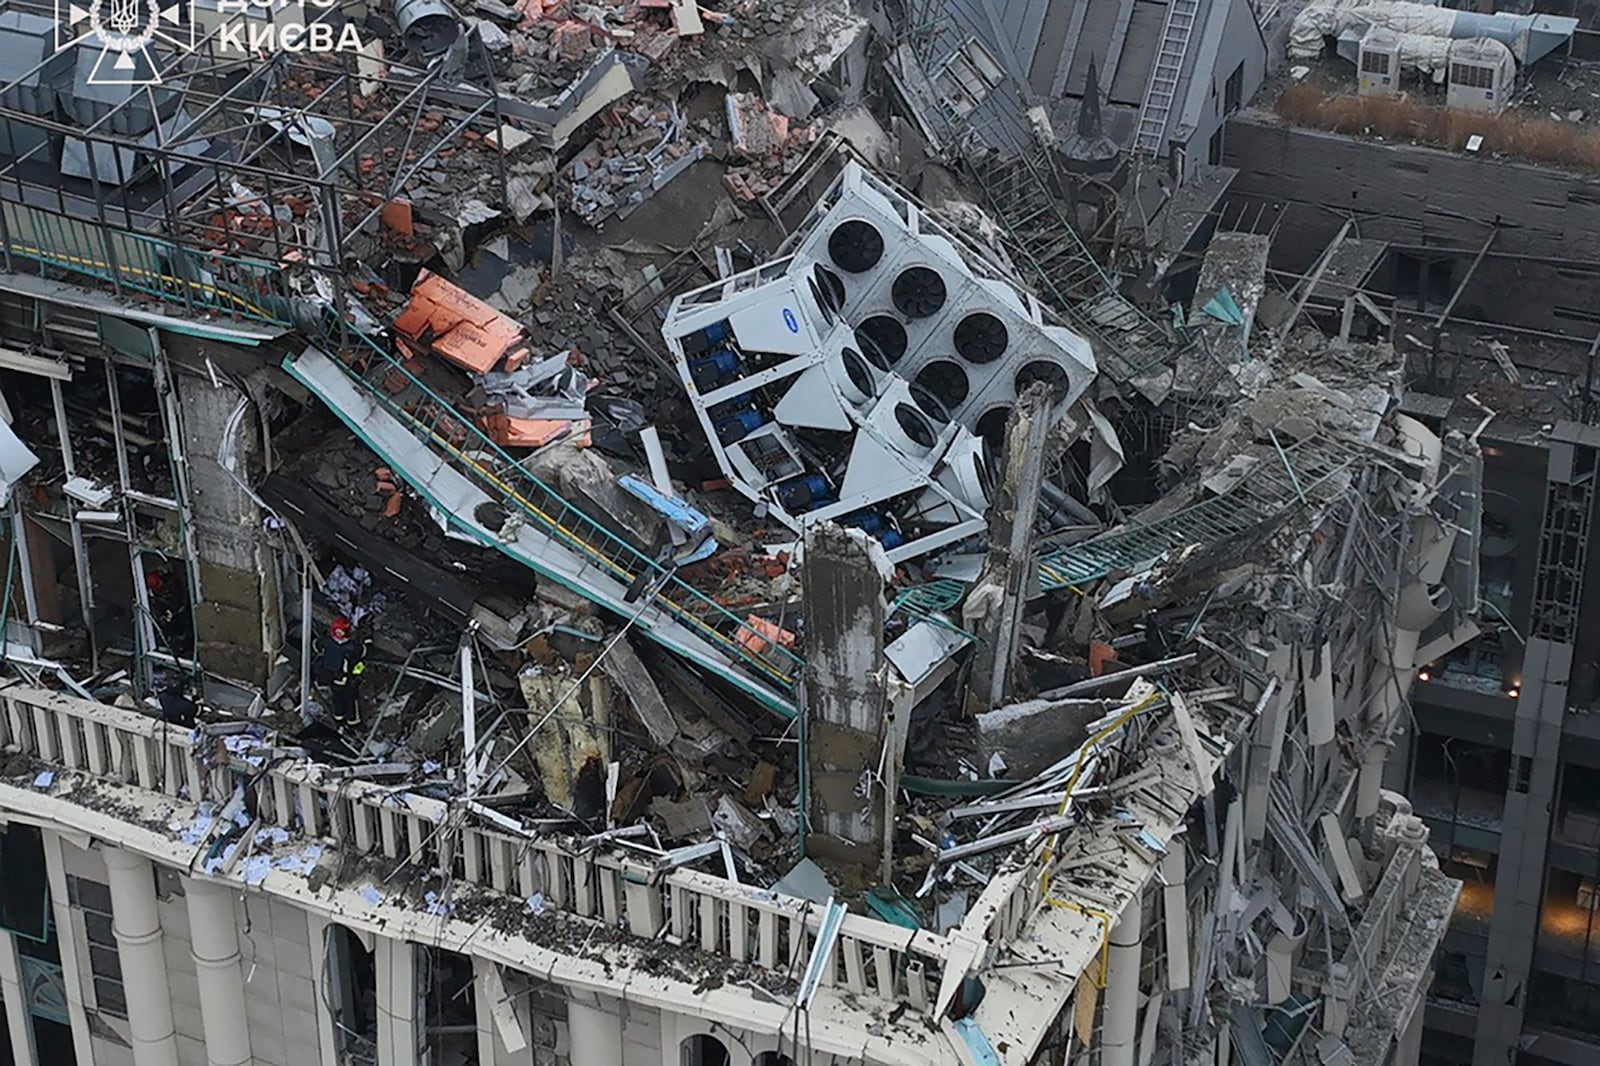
left=330, top=616, right=353, bottom=642
left=145, top=570, right=165, bottom=593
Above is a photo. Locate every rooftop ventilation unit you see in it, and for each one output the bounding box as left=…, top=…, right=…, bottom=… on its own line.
left=0, top=13, right=69, bottom=160
left=892, top=266, right=948, bottom=318
left=1358, top=28, right=1401, bottom=96
left=954, top=311, right=1009, bottom=364
left=1447, top=38, right=1515, bottom=113
left=661, top=160, right=1100, bottom=563
left=827, top=219, right=885, bottom=273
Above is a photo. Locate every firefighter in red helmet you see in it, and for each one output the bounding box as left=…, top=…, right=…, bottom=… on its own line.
left=316, top=616, right=370, bottom=729
left=144, top=566, right=193, bottom=659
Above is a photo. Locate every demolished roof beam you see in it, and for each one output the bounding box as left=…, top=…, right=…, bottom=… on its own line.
left=1434, top=225, right=1498, bottom=331
left=349, top=98, right=500, bottom=237
left=970, top=384, right=1053, bottom=712
left=1277, top=218, right=1352, bottom=347
left=321, top=71, right=439, bottom=183
left=1036, top=653, right=1199, bottom=700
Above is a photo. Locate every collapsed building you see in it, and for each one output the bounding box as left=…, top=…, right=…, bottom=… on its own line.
left=7, top=0, right=1588, bottom=1061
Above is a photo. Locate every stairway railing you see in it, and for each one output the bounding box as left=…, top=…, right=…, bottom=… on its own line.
left=309, top=329, right=805, bottom=703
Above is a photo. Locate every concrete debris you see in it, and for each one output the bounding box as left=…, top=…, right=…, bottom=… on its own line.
left=567, top=99, right=707, bottom=225
left=974, top=697, right=1114, bottom=781
left=519, top=657, right=612, bottom=819
left=0, top=10, right=1527, bottom=1064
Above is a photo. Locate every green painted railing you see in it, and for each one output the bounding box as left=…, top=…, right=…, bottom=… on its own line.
left=0, top=198, right=296, bottom=326
left=320, top=327, right=806, bottom=706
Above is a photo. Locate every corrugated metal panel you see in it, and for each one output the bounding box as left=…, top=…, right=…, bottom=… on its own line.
left=1009, top=0, right=1053, bottom=70
left=1108, top=2, right=1168, bottom=104
left=1027, top=0, right=1082, bottom=95
left=1066, top=0, right=1121, bottom=97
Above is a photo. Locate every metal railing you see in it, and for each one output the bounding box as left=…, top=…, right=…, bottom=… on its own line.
left=0, top=199, right=296, bottom=326
left=0, top=683, right=949, bottom=1011
left=318, top=329, right=806, bottom=701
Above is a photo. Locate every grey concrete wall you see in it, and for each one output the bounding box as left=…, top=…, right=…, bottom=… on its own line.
left=172, top=364, right=275, bottom=685
left=60, top=842, right=321, bottom=1066
left=1221, top=115, right=1600, bottom=262
left=1177, top=0, right=1268, bottom=177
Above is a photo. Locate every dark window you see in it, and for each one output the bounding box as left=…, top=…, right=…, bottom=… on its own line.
left=1224, top=61, right=1245, bottom=115
left=67, top=875, right=127, bottom=1020
left=0, top=826, right=49, bottom=941
left=1208, top=126, right=1224, bottom=166
left=1512, top=755, right=1534, bottom=794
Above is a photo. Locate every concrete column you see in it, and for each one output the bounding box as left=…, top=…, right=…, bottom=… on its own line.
left=0, top=931, right=38, bottom=1066
left=1394, top=993, right=1427, bottom=1066
left=170, top=358, right=274, bottom=685
left=1102, top=892, right=1143, bottom=1066
left=966, top=383, right=1053, bottom=713
left=800, top=522, right=888, bottom=880
left=567, top=992, right=623, bottom=1064
left=104, top=848, right=179, bottom=1066
left=1473, top=426, right=1599, bottom=1066
left=41, top=831, right=97, bottom=1066
left=474, top=958, right=498, bottom=1066
left=1356, top=740, right=1387, bottom=821
left=182, top=877, right=252, bottom=1066
left=375, top=935, right=420, bottom=1066
left=305, top=915, right=341, bottom=1066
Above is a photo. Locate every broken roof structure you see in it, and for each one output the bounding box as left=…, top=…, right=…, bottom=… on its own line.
left=0, top=0, right=1499, bottom=1063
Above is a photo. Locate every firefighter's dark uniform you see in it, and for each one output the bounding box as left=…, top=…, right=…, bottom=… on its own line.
left=317, top=636, right=371, bottom=728
left=157, top=682, right=198, bottom=728
left=148, top=575, right=194, bottom=659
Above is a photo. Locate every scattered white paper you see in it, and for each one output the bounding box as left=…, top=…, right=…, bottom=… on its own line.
left=242, top=856, right=272, bottom=887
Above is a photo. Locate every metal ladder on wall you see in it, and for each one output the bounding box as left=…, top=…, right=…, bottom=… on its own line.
left=294, top=333, right=805, bottom=712
left=1134, top=0, right=1201, bottom=154
left=1529, top=441, right=1595, bottom=645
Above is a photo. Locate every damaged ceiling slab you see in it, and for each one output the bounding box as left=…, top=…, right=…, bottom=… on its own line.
left=17, top=0, right=1594, bottom=1061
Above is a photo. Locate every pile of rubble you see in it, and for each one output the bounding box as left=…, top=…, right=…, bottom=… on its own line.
left=568, top=98, right=706, bottom=224
left=722, top=91, right=818, bottom=201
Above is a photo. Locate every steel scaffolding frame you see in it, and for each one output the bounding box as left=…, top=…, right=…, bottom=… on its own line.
left=894, top=0, right=1186, bottom=380
left=0, top=0, right=509, bottom=319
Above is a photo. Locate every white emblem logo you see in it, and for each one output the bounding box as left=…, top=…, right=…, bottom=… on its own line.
left=55, top=0, right=196, bottom=86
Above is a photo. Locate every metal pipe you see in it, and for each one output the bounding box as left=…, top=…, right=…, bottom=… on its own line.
left=461, top=635, right=479, bottom=791
left=1434, top=226, right=1497, bottom=331
left=1039, top=478, right=1098, bottom=524
left=1101, top=891, right=1143, bottom=1066
left=300, top=573, right=313, bottom=714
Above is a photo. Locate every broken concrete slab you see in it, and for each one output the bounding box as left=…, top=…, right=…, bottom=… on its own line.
left=598, top=635, right=679, bottom=750
left=651, top=794, right=712, bottom=839
left=975, top=697, right=1114, bottom=781
left=522, top=445, right=666, bottom=552
left=773, top=857, right=834, bottom=904
left=519, top=662, right=611, bottom=819
left=711, top=794, right=767, bottom=851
